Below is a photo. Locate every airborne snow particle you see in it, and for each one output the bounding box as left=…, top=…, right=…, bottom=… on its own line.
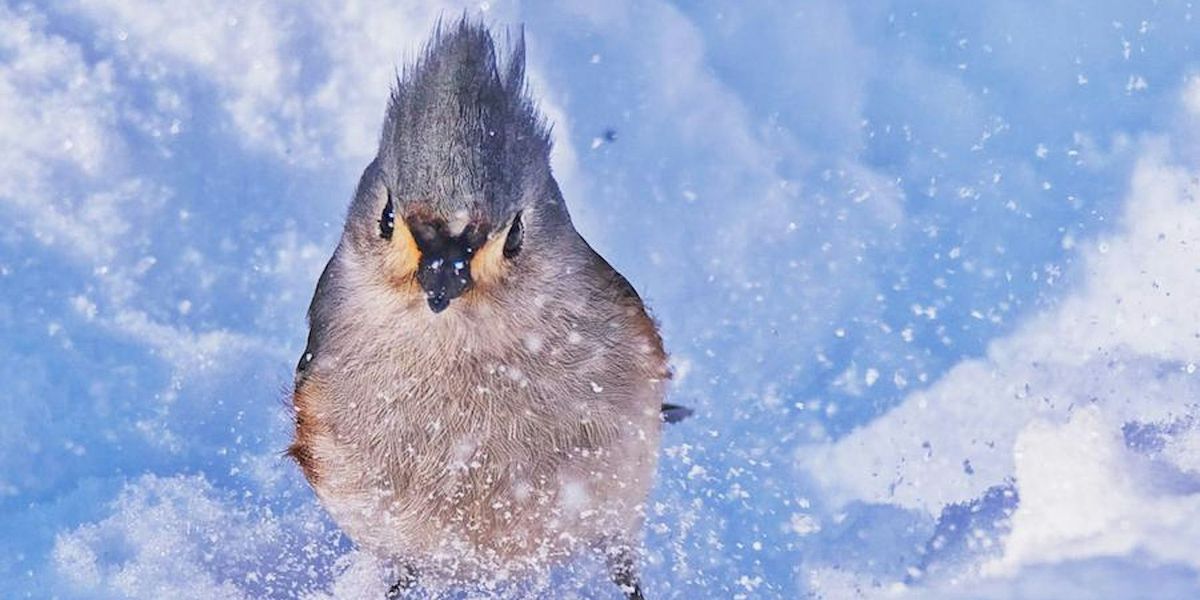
left=865, top=368, right=880, bottom=387
left=790, top=513, right=820, bottom=536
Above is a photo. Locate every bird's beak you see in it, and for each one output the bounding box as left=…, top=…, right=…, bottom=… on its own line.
left=407, top=218, right=483, bottom=314
left=415, top=246, right=473, bottom=313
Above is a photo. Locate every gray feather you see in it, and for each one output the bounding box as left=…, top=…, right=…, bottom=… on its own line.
left=375, top=19, right=550, bottom=225
left=661, top=403, right=693, bottom=424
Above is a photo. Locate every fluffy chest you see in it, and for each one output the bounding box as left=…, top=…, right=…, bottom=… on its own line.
left=326, top=349, right=623, bottom=483
left=289, top=262, right=667, bottom=563
left=293, top=313, right=663, bottom=564
left=299, top=294, right=655, bottom=490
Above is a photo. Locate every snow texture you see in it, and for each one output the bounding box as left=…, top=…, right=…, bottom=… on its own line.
left=3, top=1, right=1200, bottom=598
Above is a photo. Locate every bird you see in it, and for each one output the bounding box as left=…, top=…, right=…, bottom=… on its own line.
left=287, top=19, right=689, bottom=599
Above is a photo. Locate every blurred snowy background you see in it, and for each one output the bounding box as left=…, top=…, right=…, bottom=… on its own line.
left=4, top=1, right=1200, bottom=598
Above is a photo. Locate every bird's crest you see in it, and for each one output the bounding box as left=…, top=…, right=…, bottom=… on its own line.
left=379, top=18, right=550, bottom=223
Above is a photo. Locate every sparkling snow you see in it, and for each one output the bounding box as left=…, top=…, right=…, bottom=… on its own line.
left=4, top=1, right=1200, bottom=598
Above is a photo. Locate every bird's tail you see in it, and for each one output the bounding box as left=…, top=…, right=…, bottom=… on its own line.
left=661, top=403, right=694, bottom=424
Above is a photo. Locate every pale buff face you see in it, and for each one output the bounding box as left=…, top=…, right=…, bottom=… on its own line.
left=377, top=198, right=524, bottom=303
left=344, top=173, right=544, bottom=317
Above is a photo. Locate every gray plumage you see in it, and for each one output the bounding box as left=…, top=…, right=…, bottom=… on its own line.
left=289, top=20, right=672, bottom=598
left=376, top=23, right=549, bottom=227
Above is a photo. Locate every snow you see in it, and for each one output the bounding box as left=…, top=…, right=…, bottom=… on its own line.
left=987, top=407, right=1200, bottom=577
left=4, top=0, right=1200, bottom=598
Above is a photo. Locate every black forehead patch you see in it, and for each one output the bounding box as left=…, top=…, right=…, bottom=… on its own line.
left=405, top=217, right=489, bottom=255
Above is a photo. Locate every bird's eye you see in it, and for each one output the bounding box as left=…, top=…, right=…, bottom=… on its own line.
left=503, top=212, right=523, bottom=258
left=379, top=190, right=396, bottom=240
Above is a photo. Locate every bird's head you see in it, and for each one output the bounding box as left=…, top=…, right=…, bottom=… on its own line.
left=344, top=20, right=561, bottom=314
